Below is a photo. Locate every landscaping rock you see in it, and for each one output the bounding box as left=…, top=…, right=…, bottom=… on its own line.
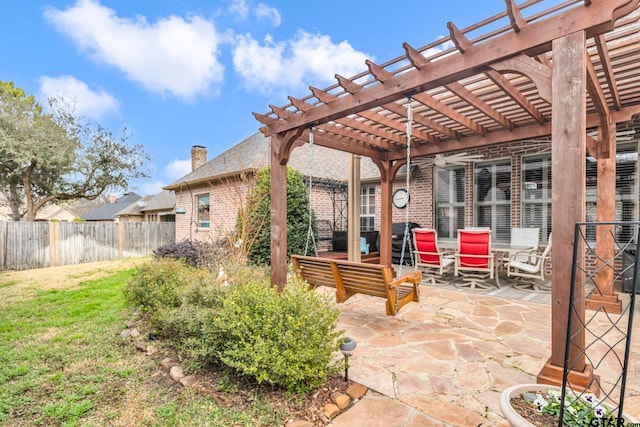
left=120, top=328, right=132, bottom=338
left=135, top=341, right=146, bottom=352
left=146, top=345, right=159, bottom=356
left=180, top=375, right=197, bottom=388
left=323, top=403, right=340, bottom=419
left=130, top=328, right=140, bottom=338
left=169, top=365, right=184, bottom=382
left=346, top=383, right=368, bottom=400
left=160, top=357, right=175, bottom=373
left=330, top=392, right=350, bottom=409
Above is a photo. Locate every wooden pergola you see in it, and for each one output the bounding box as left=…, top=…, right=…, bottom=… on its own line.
left=254, top=0, right=640, bottom=388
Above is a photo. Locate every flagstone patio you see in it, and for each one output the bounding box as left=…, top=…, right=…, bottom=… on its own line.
left=329, top=280, right=640, bottom=426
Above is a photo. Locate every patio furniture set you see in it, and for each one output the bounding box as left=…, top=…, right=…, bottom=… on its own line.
left=412, top=227, right=552, bottom=291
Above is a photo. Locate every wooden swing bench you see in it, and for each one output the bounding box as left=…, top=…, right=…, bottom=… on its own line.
left=290, top=254, right=423, bottom=316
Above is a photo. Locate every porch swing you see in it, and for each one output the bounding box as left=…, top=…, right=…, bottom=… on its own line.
left=290, top=98, right=423, bottom=316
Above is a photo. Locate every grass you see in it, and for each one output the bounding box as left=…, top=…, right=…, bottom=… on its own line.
left=0, top=263, right=289, bottom=427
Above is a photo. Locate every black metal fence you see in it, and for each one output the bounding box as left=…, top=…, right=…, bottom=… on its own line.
left=561, top=221, right=638, bottom=425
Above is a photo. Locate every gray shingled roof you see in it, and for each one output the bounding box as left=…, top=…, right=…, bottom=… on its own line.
left=164, top=132, right=381, bottom=190
left=142, top=190, right=176, bottom=212
left=115, top=194, right=154, bottom=217
left=82, top=192, right=142, bottom=221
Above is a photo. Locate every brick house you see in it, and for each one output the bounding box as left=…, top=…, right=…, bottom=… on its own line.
left=164, top=132, right=394, bottom=248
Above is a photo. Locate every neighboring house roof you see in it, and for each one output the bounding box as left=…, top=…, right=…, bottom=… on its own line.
left=164, top=132, right=382, bottom=190
left=82, top=192, right=142, bottom=221
left=114, top=190, right=176, bottom=217
left=141, top=190, right=176, bottom=212
left=115, top=194, right=154, bottom=217
left=0, top=195, right=80, bottom=221
left=35, top=205, right=80, bottom=221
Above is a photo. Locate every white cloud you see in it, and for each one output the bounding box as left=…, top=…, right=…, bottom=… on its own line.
left=44, top=0, right=224, bottom=101
left=232, top=30, right=372, bottom=96
left=38, top=75, right=119, bottom=120
left=254, top=4, right=280, bottom=27
left=228, top=0, right=249, bottom=20
left=140, top=180, right=166, bottom=196
left=165, top=159, right=192, bottom=181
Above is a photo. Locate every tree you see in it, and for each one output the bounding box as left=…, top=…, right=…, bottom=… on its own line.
left=241, top=166, right=317, bottom=266
left=0, top=81, right=150, bottom=221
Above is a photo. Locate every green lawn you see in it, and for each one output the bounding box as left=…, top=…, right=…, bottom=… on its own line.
left=0, top=264, right=287, bottom=427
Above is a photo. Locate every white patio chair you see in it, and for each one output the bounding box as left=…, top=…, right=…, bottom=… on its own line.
left=507, top=233, right=552, bottom=291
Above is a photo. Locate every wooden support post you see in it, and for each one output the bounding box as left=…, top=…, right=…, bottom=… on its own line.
left=348, top=154, right=361, bottom=262
left=270, top=134, right=288, bottom=291
left=587, top=122, right=622, bottom=313
left=377, top=160, right=393, bottom=267
left=538, top=30, right=598, bottom=392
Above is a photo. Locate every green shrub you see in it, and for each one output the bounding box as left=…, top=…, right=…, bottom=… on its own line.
left=241, top=166, right=318, bottom=266
left=211, top=275, right=342, bottom=393
left=125, top=260, right=342, bottom=394
left=123, top=258, right=194, bottom=312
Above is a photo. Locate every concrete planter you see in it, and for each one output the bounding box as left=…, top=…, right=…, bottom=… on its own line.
left=500, top=383, right=639, bottom=427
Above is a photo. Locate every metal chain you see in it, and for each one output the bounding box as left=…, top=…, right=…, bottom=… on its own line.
left=304, top=128, right=318, bottom=256
left=398, top=98, right=413, bottom=274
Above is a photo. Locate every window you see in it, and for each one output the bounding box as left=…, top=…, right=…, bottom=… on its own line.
left=475, top=161, right=511, bottom=242
left=586, top=143, right=637, bottom=241
left=434, top=167, right=465, bottom=239
left=196, top=194, right=210, bottom=228
left=360, top=187, right=375, bottom=231
left=522, top=154, right=551, bottom=244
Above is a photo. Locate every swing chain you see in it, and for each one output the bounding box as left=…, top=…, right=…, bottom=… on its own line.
left=304, top=128, right=318, bottom=256
left=398, top=98, right=414, bottom=274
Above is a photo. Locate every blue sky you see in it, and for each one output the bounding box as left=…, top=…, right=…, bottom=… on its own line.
left=1, top=0, right=554, bottom=196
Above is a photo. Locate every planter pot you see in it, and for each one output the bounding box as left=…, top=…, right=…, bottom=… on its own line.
left=500, top=383, right=639, bottom=427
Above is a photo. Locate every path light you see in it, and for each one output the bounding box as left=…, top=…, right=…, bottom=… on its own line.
left=340, top=337, right=357, bottom=382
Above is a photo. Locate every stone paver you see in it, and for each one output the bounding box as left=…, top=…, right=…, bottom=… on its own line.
left=330, top=280, right=640, bottom=426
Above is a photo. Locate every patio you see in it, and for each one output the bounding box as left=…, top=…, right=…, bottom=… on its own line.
left=328, top=279, right=640, bottom=426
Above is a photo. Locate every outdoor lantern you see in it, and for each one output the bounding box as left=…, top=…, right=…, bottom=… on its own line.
left=340, top=336, right=357, bottom=382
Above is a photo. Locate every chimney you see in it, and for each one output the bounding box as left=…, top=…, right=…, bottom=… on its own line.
left=191, top=145, right=207, bottom=171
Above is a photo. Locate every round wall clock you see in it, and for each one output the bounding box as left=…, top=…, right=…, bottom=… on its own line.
left=392, top=188, right=410, bottom=209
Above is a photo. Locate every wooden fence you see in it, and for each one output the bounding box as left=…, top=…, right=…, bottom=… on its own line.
left=0, top=222, right=175, bottom=270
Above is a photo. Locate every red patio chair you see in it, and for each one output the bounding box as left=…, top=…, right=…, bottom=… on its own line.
left=412, top=228, right=454, bottom=285
left=454, top=229, right=496, bottom=290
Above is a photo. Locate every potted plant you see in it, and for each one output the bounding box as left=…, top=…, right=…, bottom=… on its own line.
left=500, top=383, right=639, bottom=427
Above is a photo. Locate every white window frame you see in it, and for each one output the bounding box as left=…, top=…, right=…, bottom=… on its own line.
left=196, top=194, right=210, bottom=228
left=433, top=166, right=465, bottom=240
left=360, top=186, right=375, bottom=231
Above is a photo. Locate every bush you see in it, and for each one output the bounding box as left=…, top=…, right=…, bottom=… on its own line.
left=125, top=260, right=342, bottom=394
left=153, top=240, right=228, bottom=272
left=123, top=258, right=193, bottom=312
left=211, top=275, right=342, bottom=393
left=241, top=166, right=318, bottom=266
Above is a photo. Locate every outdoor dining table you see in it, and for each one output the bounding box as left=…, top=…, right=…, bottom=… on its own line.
left=438, top=241, right=534, bottom=288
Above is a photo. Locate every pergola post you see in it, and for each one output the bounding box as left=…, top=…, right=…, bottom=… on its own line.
left=587, top=123, right=622, bottom=313
left=270, top=133, right=288, bottom=291
left=538, top=30, right=595, bottom=390
left=348, top=154, right=362, bottom=262
left=377, top=160, right=394, bottom=267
